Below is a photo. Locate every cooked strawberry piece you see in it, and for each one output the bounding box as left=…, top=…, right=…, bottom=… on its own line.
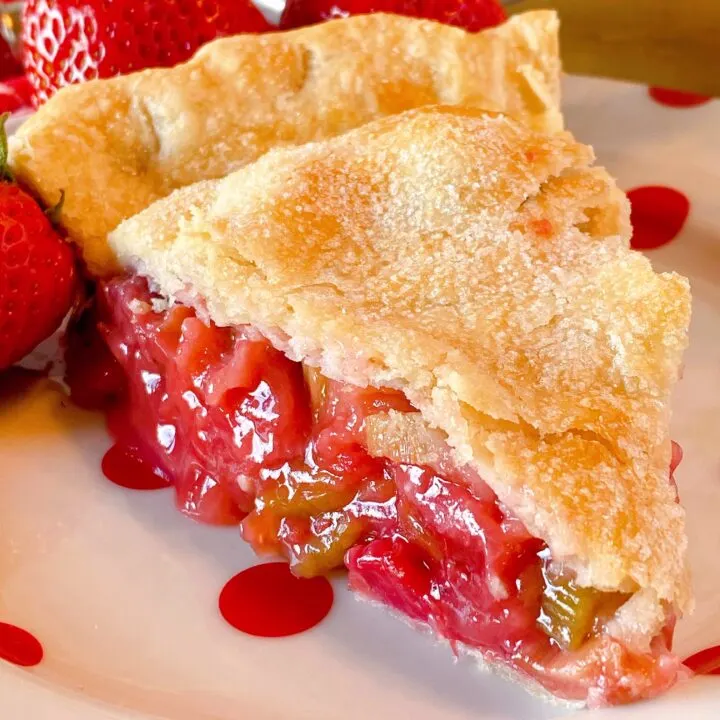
left=347, top=463, right=549, bottom=656
left=281, top=0, right=507, bottom=31
left=393, top=464, right=544, bottom=593
left=206, top=336, right=272, bottom=406
left=314, top=379, right=413, bottom=479
left=347, top=536, right=436, bottom=623
left=173, top=465, right=247, bottom=526
left=155, top=305, right=195, bottom=361
left=175, top=316, right=230, bottom=379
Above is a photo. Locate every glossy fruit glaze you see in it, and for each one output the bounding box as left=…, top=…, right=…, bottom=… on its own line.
left=64, top=275, right=683, bottom=706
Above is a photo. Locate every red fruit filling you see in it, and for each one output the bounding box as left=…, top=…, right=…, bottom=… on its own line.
left=68, top=275, right=683, bottom=707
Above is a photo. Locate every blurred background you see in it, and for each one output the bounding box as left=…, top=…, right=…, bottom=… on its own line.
left=509, top=0, right=720, bottom=96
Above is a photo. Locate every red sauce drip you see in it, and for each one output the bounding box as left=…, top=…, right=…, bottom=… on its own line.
left=684, top=645, right=720, bottom=675
left=101, top=444, right=171, bottom=491
left=219, top=562, right=334, bottom=637
left=649, top=87, right=712, bottom=108
left=627, top=186, right=690, bottom=250
left=0, top=622, right=44, bottom=667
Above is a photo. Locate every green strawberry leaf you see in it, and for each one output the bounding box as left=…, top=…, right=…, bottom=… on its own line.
left=0, top=112, right=15, bottom=183
left=45, top=189, right=66, bottom=225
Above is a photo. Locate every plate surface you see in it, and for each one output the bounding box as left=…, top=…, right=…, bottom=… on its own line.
left=2, top=75, right=720, bottom=720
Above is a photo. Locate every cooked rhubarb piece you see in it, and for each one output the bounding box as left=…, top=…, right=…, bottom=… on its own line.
left=538, top=562, right=630, bottom=651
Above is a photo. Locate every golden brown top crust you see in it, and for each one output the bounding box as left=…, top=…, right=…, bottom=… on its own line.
left=109, top=107, right=692, bottom=620
left=8, top=11, right=561, bottom=278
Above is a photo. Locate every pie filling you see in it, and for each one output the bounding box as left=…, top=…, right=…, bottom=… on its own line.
left=66, top=276, right=683, bottom=707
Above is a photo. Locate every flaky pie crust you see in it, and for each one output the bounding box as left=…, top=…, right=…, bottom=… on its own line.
left=108, top=107, right=692, bottom=645
left=9, top=11, right=561, bottom=277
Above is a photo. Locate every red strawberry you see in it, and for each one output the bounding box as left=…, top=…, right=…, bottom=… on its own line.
left=0, top=75, right=32, bottom=114
left=22, top=0, right=272, bottom=107
left=0, top=113, right=76, bottom=370
left=281, top=0, right=507, bottom=31
left=1, top=38, right=22, bottom=81
left=0, top=17, right=23, bottom=81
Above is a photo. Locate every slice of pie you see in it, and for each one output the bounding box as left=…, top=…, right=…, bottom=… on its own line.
left=8, top=10, right=561, bottom=277
left=74, top=106, right=691, bottom=707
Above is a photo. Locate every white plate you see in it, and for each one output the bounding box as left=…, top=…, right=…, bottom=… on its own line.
left=2, top=75, right=720, bottom=719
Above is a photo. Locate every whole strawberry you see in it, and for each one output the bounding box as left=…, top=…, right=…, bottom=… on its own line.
left=22, top=0, right=272, bottom=107
left=0, top=114, right=76, bottom=370
left=281, top=0, right=507, bottom=31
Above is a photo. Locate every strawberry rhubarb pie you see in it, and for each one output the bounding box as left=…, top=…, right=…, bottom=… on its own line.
left=7, top=12, right=691, bottom=711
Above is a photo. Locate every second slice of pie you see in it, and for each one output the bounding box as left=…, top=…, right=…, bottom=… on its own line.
left=77, top=106, right=691, bottom=707
left=9, top=11, right=560, bottom=277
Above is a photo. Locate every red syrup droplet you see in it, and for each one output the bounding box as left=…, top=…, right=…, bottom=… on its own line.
left=101, top=444, right=171, bottom=491
left=219, top=562, right=334, bottom=638
left=0, top=623, right=44, bottom=667
left=670, top=441, right=684, bottom=475
left=649, top=87, right=712, bottom=108
left=669, top=441, right=683, bottom=502
left=627, top=186, right=690, bottom=250
left=684, top=645, right=720, bottom=675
